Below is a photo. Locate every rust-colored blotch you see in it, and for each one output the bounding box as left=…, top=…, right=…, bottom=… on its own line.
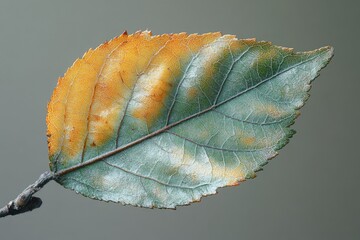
left=46, top=31, right=228, bottom=164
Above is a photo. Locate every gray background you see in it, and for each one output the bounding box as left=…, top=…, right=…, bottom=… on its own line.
left=0, top=0, right=358, bottom=239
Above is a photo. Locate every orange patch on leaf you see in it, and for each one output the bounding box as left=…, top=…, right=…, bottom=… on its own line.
left=47, top=31, right=233, bottom=165
left=241, top=136, right=256, bottom=146
left=47, top=33, right=128, bottom=164
left=88, top=32, right=171, bottom=147
left=131, top=33, right=221, bottom=126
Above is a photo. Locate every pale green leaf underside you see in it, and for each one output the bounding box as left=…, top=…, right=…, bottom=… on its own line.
left=56, top=35, right=333, bottom=208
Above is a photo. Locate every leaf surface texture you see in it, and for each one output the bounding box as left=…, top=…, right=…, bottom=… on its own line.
left=46, top=31, right=333, bottom=208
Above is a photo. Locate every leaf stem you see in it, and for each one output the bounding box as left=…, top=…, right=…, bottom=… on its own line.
left=0, top=171, right=55, bottom=218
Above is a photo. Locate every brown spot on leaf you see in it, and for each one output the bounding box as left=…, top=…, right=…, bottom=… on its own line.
left=187, top=87, right=198, bottom=98
left=241, top=136, right=255, bottom=146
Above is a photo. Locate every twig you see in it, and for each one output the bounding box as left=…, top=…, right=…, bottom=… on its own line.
left=0, top=171, right=55, bottom=218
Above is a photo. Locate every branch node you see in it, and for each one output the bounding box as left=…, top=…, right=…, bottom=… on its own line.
left=0, top=171, right=54, bottom=218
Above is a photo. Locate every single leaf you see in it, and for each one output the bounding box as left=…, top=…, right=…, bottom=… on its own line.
left=46, top=31, right=333, bottom=208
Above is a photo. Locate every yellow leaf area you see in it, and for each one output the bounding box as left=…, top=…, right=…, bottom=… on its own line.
left=46, top=31, right=248, bottom=169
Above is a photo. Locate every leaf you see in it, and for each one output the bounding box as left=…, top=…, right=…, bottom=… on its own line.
left=46, top=31, right=333, bottom=208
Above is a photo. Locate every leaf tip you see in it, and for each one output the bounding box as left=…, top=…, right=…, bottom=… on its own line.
left=325, top=45, right=334, bottom=62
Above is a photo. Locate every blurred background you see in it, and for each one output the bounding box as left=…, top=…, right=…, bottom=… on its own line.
left=0, top=0, right=358, bottom=239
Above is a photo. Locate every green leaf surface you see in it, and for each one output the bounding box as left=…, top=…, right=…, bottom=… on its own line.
left=46, top=31, right=333, bottom=208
